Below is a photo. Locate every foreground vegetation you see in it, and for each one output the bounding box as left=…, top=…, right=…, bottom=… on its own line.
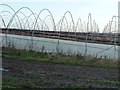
left=2, top=46, right=119, bottom=88
left=2, top=76, right=120, bottom=88
left=2, top=46, right=119, bottom=68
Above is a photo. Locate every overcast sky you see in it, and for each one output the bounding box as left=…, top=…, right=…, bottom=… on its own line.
left=0, top=0, right=119, bottom=32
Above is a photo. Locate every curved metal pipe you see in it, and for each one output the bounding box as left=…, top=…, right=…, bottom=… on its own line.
left=76, top=18, right=82, bottom=32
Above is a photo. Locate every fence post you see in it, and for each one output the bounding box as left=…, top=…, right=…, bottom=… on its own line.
left=31, top=30, right=34, bottom=51
left=85, top=32, right=88, bottom=56
left=57, top=37, right=60, bottom=53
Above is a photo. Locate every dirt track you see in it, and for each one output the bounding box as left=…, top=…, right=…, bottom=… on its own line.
left=2, top=58, right=119, bottom=88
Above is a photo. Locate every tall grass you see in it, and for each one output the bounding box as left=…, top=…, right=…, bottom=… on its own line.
left=2, top=46, right=119, bottom=68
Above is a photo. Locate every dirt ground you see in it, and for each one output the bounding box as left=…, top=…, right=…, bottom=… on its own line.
left=2, top=58, right=119, bottom=88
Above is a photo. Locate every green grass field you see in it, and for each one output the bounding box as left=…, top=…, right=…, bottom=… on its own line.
left=2, top=46, right=119, bottom=68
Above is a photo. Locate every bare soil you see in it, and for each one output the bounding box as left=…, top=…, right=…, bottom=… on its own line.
left=2, top=58, right=119, bottom=88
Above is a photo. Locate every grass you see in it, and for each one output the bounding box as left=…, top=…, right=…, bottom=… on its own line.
left=61, top=80, right=120, bottom=88
left=1, top=46, right=119, bottom=68
left=3, top=76, right=120, bottom=88
left=2, top=76, right=43, bottom=88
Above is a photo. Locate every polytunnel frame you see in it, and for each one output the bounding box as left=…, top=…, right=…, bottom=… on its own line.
left=0, top=15, right=7, bottom=28
left=34, top=13, right=50, bottom=31
left=23, top=13, right=40, bottom=30
left=43, top=15, right=55, bottom=31
left=6, top=7, right=37, bottom=30
left=0, top=4, right=37, bottom=49
left=30, top=9, right=56, bottom=50
left=0, top=11, right=19, bottom=29
left=85, top=13, right=92, bottom=56
left=23, top=15, right=33, bottom=30
left=56, top=16, right=69, bottom=32
left=0, top=4, right=22, bottom=30
left=59, top=11, right=75, bottom=33
left=33, top=9, right=56, bottom=33
left=0, top=4, right=23, bottom=43
left=92, top=20, right=100, bottom=41
left=15, top=11, right=29, bottom=29
left=56, top=11, right=75, bottom=53
left=102, top=16, right=117, bottom=46
left=76, top=18, right=83, bottom=33
left=58, top=11, right=75, bottom=42
left=109, top=16, right=119, bottom=49
left=18, top=12, right=44, bottom=30
left=82, top=21, right=87, bottom=32
left=0, top=4, right=25, bottom=47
